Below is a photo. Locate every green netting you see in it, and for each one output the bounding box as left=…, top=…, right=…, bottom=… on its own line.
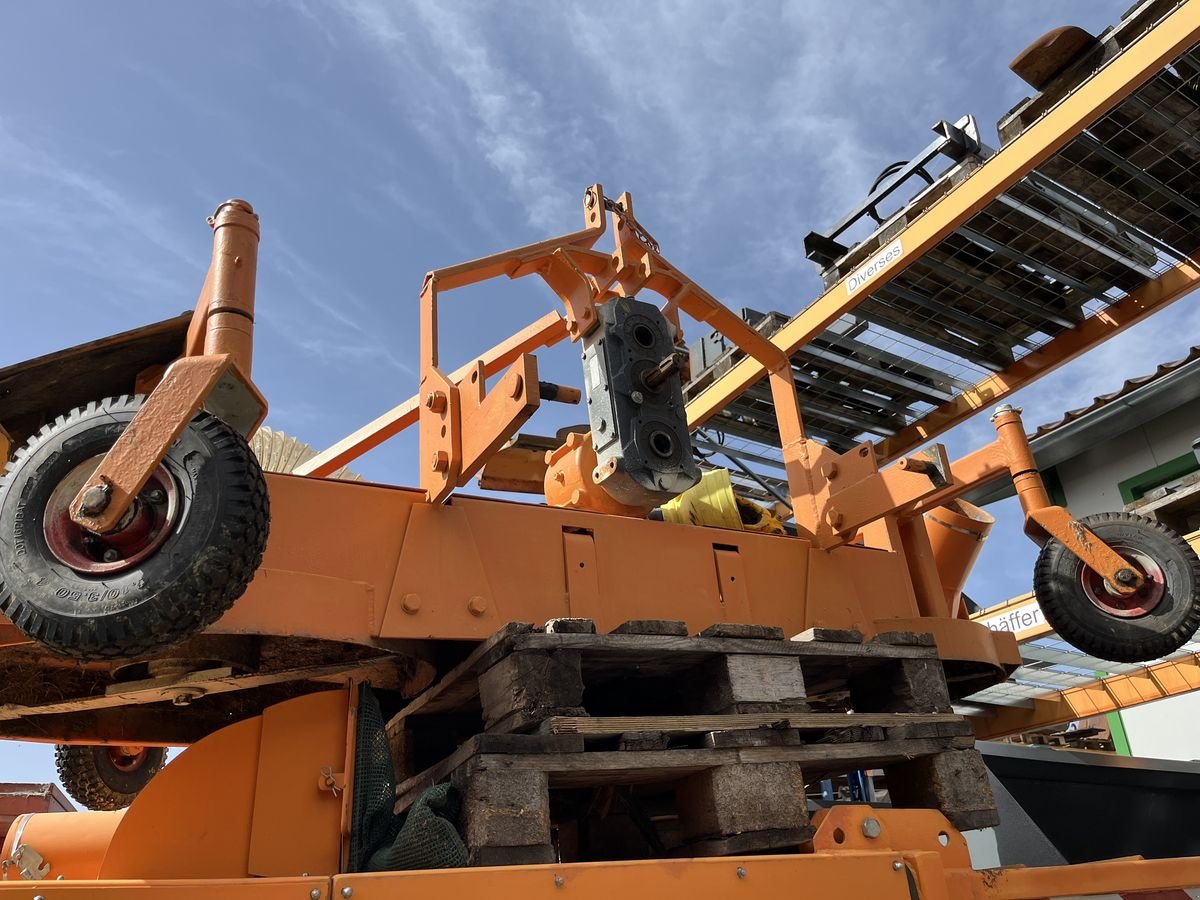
left=367, top=782, right=468, bottom=871
left=348, top=684, right=468, bottom=872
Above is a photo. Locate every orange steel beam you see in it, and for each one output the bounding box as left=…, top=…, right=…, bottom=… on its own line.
left=877, top=258, right=1200, bottom=460
left=297, top=310, right=569, bottom=478
left=972, top=650, right=1200, bottom=740
left=684, top=0, right=1200, bottom=433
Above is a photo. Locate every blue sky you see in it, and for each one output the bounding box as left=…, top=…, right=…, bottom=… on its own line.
left=4, top=0, right=1199, bottom=785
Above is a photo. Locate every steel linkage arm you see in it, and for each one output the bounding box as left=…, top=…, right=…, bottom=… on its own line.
left=416, top=184, right=948, bottom=536
left=69, top=200, right=267, bottom=533
left=899, top=404, right=1143, bottom=593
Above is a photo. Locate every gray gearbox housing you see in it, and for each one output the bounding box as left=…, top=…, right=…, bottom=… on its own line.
left=581, top=296, right=700, bottom=506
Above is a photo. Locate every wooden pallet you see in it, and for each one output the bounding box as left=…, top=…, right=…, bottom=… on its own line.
left=385, top=620, right=999, bottom=865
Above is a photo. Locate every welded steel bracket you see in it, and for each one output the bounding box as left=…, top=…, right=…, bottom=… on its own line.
left=69, top=199, right=266, bottom=533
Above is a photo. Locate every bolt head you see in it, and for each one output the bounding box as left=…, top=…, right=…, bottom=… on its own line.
left=311, top=891, right=321, bottom=900
left=424, top=391, right=447, bottom=414
left=401, top=593, right=421, bottom=614
left=1115, top=567, right=1138, bottom=585
left=862, top=817, right=882, bottom=839
left=892, top=861, right=903, bottom=871
left=79, top=483, right=111, bottom=515
left=102, top=547, right=120, bottom=563
left=467, top=595, right=487, bottom=617
left=631, top=390, right=644, bottom=404
left=146, top=488, right=167, bottom=505
left=735, top=866, right=747, bottom=879
left=510, top=375, right=525, bottom=399
left=554, top=875, right=565, bottom=888
left=430, top=450, right=450, bottom=473
left=341, top=888, right=353, bottom=899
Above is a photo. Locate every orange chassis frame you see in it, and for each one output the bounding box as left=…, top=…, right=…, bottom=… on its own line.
left=5, top=689, right=1199, bottom=899
left=5, top=191, right=1200, bottom=898
left=10, top=184, right=1165, bottom=706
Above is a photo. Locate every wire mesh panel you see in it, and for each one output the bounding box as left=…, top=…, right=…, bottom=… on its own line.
left=684, top=31, right=1200, bottom=472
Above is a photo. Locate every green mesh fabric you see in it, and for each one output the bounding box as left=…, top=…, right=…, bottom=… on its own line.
left=348, top=685, right=401, bottom=872
left=367, top=782, right=468, bottom=871
left=349, top=685, right=468, bottom=872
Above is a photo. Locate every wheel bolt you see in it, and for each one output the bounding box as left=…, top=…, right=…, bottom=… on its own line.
left=146, top=488, right=167, bottom=505
left=79, top=483, right=112, bottom=516
left=102, top=548, right=120, bottom=563
left=1115, top=568, right=1137, bottom=585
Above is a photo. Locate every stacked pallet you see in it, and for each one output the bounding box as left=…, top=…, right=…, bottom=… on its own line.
left=385, top=620, right=998, bottom=866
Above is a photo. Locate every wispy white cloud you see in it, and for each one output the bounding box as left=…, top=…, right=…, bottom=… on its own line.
left=260, top=231, right=416, bottom=375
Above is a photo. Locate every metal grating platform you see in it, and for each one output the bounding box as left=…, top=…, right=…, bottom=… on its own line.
left=683, top=0, right=1200, bottom=500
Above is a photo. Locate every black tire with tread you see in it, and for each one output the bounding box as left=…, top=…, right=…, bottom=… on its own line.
left=1033, top=511, right=1200, bottom=663
left=0, top=395, right=269, bottom=660
left=54, top=744, right=166, bottom=810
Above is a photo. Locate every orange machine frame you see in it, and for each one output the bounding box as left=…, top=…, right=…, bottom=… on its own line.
left=6, top=689, right=1200, bottom=898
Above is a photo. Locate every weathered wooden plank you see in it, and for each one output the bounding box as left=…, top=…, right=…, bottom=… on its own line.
left=0, top=659, right=387, bottom=721
left=478, top=649, right=585, bottom=732
left=885, top=748, right=1000, bottom=832
left=611, top=620, right=690, bottom=636
left=384, top=622, right=533, bottom=737
left=699, top=623, right=785, bottom=641
left=454, top=760, right=552, bottom=866
left=792, top=627, right=864, bottom=644
left=694, top=654, right=807, bottom=715
left=677, top=762, right=808, bottom=841
left=543, top=711, right=962, bottom=737
left=544, top=618, right=596, bottom=634
left=502, top=632, right=935, bottom=662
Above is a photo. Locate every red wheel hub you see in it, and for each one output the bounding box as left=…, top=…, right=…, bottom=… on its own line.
left=107, top=746, right=149, bottom=772
left=1079, top=545, right=1165, bottom=619
left=43, top=456, right=180, bottom=575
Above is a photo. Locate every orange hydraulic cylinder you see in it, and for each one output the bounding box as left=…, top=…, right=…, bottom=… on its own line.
left=924, top=499, right=995, bottom=614
left=991, top=405, right=1051, bottom=513
left=203, top=199, right=261, bottom=374
left=1, top=809, right=125, bottom=880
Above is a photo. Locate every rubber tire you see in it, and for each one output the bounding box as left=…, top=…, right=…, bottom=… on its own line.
left=54, top=744, right=166, bottom=811
left=0, top=395, right=269, bottom=660
left=1033, top=512, right=1200, bottom=663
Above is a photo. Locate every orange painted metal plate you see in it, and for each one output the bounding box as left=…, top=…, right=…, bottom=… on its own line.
left=248, top=690, right=347, bottom=877
left=334, top=853, right=914, bottom=900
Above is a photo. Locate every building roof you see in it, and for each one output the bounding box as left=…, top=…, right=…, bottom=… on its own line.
left=969, top=345, right=1200, bottom=506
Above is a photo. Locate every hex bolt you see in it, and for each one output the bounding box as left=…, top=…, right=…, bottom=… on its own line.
left=467, top=595, right=487, bottom=617
left=401, top=593, right=421, bottom=614
left=341, top=889, right=353, bottom=899
left=146, top=488, right=167, bottom=505
left=630, top=390, right=644, bottom=404
left=102, top=548, right=120, bottom=563
left=79, top=483, right=112, bottom=516
left=1116, top=568, right=1138, bottom=585
left=735, top=867, right=747, bottom=880
left=862, top=817, right=882, bottom=839
left=990, top=403, right=1021, bottom=420
left=311, top=891, right=321, bottom=900
left=820, top=461, right=838, bottom=480
left=424, top=391, right=447, bottom=414
left=430, top=450, right=449, bottom=473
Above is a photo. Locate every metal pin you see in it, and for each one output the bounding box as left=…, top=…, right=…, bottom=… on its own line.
left=736, top=867, right=747, bottom=879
